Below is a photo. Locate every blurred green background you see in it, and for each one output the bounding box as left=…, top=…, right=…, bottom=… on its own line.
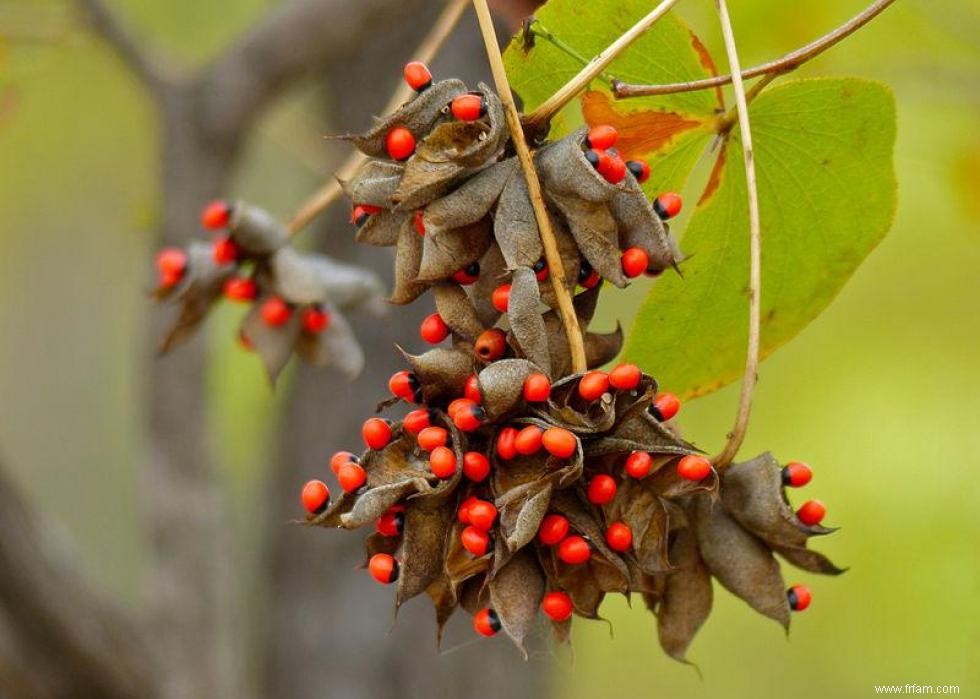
left=0, top=0, right=977, bottom=697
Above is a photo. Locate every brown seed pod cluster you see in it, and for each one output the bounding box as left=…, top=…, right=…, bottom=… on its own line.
left=153, top=201, right=385, bottom=381
left=343, top=77, right=680, bottom=376
left=306, top=74, right=842, bottom=658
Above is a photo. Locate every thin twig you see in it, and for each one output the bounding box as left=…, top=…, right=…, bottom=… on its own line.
left=522, top=0, right=682, bottom=130
left=712, top=0, right=760, bottom=470
left=286, top=0, right=469, bottom=235
left=471, top=0, right=587, bottom=373
left=613, top=0, right=896, bottom=98
left=75, top=0, right=162, bottom=90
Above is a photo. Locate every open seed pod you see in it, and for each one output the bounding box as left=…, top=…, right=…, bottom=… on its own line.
left=152, top=201, right=385, bottom=381
left=306, top=361, right=843, bottom=657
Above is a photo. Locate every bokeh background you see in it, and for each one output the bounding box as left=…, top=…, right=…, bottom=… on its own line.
left=0, top=0, right=977, bottom=697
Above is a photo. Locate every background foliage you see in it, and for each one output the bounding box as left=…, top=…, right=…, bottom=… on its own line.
left=0, top=0, right=977, bottom=697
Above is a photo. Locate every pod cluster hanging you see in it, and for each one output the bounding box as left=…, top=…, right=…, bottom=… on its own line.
left=303, top=63, right=843, bottom=659
left=152, top=201, right=385, bottom=381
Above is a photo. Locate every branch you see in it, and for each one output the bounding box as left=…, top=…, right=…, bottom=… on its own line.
left=521, top=0, right=682, bottom=129
left=75, top=0, right=163, bottom=90
left=613, top=0, right=896, bottom=99
left=199, top=0, right=429, bottom=148
left=0, top=461, right=153, bottom=699
left=286, top=0, right=470, bottom=235
left=471, top=0, right=587, bottom=373
left=711, top=0, right=760, bottom=469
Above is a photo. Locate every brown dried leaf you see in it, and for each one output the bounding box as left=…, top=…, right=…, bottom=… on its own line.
left=507, top=267, right=552, bottom=375
left=468, top=243, right=506, bottom=326
left=423, top=159, right=515, bottom=234
left=401, top=346, right=474, bottom=403
left=610, top=481, right=671, bottom=573
left=389, top=218, right=430, bottom=304
left=549, top=191, right=627, bottom=288
left=397, top=494, right=456, bottom=606
left=417, top=220, right=492, bottom=282
left=587, top=398, right=695, bottom=458
left=611, top=177, right=678, bottom=272
left=657, top=527, right=712, bottom=662
left=774, top=544, right=846, bottom=575
left=689, top=493, right=790, bottom=628
left=495, top=169, right=543, bottom=268
left=425, top=574, right=457, bottom=647
left=477, top=358, right=533, bottom=420
left=433, top=282, right=485, bottom=340
left=489, top=547, right=545, bottom=655
left=343, top=159, right=404, bottom=207
left=536, top=127, right=621, bottom=203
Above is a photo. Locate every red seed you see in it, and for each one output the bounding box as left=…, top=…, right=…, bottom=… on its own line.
left=457, top=495, right=479, bottom=525
left=368, top=553, right=399, bottom=584
left=473, top=608, right=500, bottom=637
left=453, top=403, right=486, bottom=432
left=330, top=451, right=359, bottom=474
left=300, top=479, right=330, bottom=515
left=586, top=124, right=617, bottom=150
left=538, top=514, right=570, bottom=546
left=625, top=451, right=653, bottom=479
left=362, top=418, right=392, bottom=450
left=467, top=500, right=497, bottom=532
left=302, top=306, right=330, bottom=334
left=155, top=248, right=188, bottom=288
left=578, top=260, right=601, bottom=289
left=463, top=374, right=482, bottom=404
left=223, top=276, right=257, bottom=302
left=475, top=328, right=507, bottom=362
left=621, top=247, right=649, bottom=278
left=413, top=208, right=426, bottom=235
left=376, top=505, right=405, bottom=537
left=492, top=283, right=511, bottom=313
left=451, top=262, right=480, bottom=285
left=654, top=192, right=682, bottom=220
left=461, top=525, right=491, bottom=557
left=578, top=371, right=610, bottom=401
left=523, top=373, right=551, bottom=402
left=450, top=93, right=487, bottom=122
left=598, top=154, right=627, bottom=184
left=541, top=591, right=573, bottom=622
left=782, top=461, right=813, bottom=487
left=533, top=258, right=549, bottom=281
left=605, top=521, right=633, bottom=552
left=403, top=61, right=432, bottom=92
left=337, top=462, right=367, bottom=493
left=587, top=474, right=617, bottom=505
left=237, top=330, right=253, bottom=351
left=350, top=204, right=380, bottom=227
left=260, top=297, right=291, bottom=327
left=429, top=446, right=457, bottom=478
left=787, top=584, right=812, bottom=611
left=651, top=392, right=681, bottom=421
left=626, top=159, right=651, bottom=183
left=797, top=499, right=826, bottom=526
left=388, top=370, right=420, bottom=403
left=558, top=535, right=592, bottom=565
left=212, top=235, right=239, bottom=266
left=608, top=363, right=642, bottom=391
left=542, top=428, right=577, bottom=459
left=447, top=398, right=469, bottom=419
left=514, top=425, right=544, bottom=456
left=677, top=454, right=712, bottom=481
left=417, top=426, right=448, bottom=451
left=420, top=312, right=449, bottom=344
left=402, top=408, right=433, bottom=435
left=462, top=451, right=491, bottom=483
left=201, top=200, right=232, bottom=230
left=386, top=127, right=416, bottom=161
left=496, top=427, right=519, bottom=461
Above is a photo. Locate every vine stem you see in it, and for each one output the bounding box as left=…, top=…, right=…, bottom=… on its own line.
left=286, top=0, right=469, bottom=235
left=470, top=0, right=588, bottom=373
left=712, top=0, right=760, bottom=470
left=521, top=0, right=682, bottom=130
left=613, top=0, right=896, bottom=98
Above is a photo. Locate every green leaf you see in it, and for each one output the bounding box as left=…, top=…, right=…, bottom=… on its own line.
left=624, top=78, right=897, bottom=399
left=504, top=0, right=720, bottom=197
